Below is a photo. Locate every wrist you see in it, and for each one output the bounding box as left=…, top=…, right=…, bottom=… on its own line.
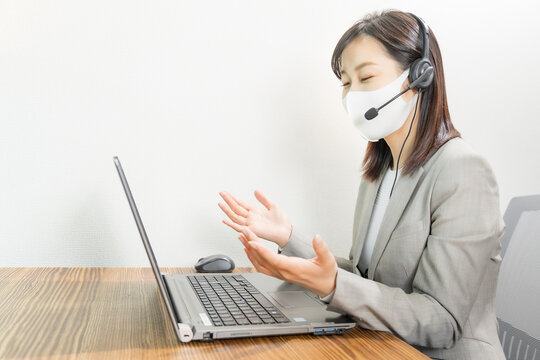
left=321, top=266, right=337, bottom=297
left=278, top=224, right=293, bottom=249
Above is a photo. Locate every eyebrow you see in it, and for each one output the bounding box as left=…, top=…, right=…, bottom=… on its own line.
left=340, top=61, right=376, bottom=76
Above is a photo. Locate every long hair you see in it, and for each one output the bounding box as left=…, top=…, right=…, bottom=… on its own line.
left=331, top=10, right=461, bottom=182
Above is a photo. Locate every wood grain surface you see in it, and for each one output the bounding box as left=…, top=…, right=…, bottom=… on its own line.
left=0, top=268, right=429, bottom=360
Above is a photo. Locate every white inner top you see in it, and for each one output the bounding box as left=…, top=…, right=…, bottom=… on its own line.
left=319, top=165, right=399, bottom=302
left=357, top=166, right=398, bottom=275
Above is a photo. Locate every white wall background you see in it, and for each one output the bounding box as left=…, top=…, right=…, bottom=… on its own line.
left=1, top=0, right=539, bottom=267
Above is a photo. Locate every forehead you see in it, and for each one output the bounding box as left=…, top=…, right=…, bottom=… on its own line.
left=340, top=35, right=400, bottom=76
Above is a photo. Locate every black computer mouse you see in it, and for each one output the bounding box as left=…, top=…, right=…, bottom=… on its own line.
left=194, top=254, right=235, bottom=273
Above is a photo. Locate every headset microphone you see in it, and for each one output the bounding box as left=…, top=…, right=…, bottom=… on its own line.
left=364, top=67, right=434, bottom=121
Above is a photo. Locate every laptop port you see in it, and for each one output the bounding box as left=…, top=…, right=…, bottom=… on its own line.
left=325, top=328, right=336, bottom=334
left=314, top=328, right=324, bottom=335
left=202, top=332, right=214, bottom=341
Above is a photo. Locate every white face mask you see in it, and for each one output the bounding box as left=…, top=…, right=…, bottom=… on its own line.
left=342, top=69, right=418, bottom=142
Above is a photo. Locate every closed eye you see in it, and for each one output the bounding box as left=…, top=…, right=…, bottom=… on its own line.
left=340, top=76, right=374, bottom=87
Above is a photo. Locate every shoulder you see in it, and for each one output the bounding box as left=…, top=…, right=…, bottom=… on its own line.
left=424, top=137, right=495, bottom=181
left=424, top=138, right=501, bottom=214
left=426, top=138, right=504, bottom=238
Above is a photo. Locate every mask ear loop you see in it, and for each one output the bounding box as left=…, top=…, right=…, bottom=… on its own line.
left=389, top=92, right=421, bottom=198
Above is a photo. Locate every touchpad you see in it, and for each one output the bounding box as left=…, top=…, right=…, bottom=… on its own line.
left=268, top=291, right=321, bottom=309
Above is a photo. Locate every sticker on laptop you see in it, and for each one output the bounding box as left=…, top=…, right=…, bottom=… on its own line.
left=199, top=313, right=211, bottom=326
left=293, top=317, right=307, bottom=322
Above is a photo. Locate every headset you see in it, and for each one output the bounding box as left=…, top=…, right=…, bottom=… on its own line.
left=364, top=12, right=434, bottom=120
left=407, top=12, right=434, bottom=92
left=373, top=12, right=435, bottom=198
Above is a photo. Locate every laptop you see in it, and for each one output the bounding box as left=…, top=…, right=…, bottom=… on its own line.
left=113, top=156, right=356, bottom=342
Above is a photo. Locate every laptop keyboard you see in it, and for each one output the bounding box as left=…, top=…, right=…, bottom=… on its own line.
left=187, top=274, right=291, bottom=327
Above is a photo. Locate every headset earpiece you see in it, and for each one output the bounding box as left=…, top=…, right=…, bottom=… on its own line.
left=409, top=58, right=434, bottom=91
left=407, top=13, right=434, bottom=92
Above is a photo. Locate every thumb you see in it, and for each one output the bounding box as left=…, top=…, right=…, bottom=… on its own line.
left=312, top=235, right=332, bottom=263
left=254, top=189, right=274, bottom=211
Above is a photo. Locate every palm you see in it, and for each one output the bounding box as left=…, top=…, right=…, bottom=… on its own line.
left=245, top=207, right=289, bottom=241
left=239, top=227, right=337, bottom=297
left=218, top=190, right=292, bottom=247
left=274, top=254, right=323, bottom=275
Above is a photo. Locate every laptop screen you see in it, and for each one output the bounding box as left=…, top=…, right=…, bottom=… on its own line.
left=113, top=156, right=183, bottom=340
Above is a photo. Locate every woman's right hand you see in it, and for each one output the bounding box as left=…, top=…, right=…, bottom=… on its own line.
left=218, top=190, right=292, bottom=249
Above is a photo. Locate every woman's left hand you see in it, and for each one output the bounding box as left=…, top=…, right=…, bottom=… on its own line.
left=239, top=227, right=337, bottom=298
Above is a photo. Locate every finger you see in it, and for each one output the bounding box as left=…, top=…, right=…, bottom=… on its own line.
left=220, top=192, right=249, bottom=217
left=224, top=191, right=251, bottom=212
left=222, top=218, right=244, bottom=233
left=244, top=247, right=259, bottom=270
left=240, top=226, right=257, bottom=242
left=312, top=234, right=332, bottom=264
left=240, top=228, right=281, bottom=273
left=245, top=241, right=267, bottom=267
left=238, top=234, right=248, bottom=247
left=250, top=242, right=294, bottom=281
left=244, top=247, right=276, bottom=277
left=249, top=248, right=280, bottom=278
left=254, top=189, right=274, bottom=211
left=241, top=232, right=270, bottom=263
left=245, top=248, right=271, bottom=275
left=218, top=202, right=247, bottom=225
left=240, top=228, right=269, bottom=266
left=247, top=240, right=285, bottom=273
left=241, top=227, right=266, bottom=246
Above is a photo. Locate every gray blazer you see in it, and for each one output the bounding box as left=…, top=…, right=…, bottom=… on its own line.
left=280, top=137, right=506, bottom=360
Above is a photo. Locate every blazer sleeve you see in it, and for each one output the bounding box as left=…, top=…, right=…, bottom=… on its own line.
left=325, top=151, right=505, bottom=349
left=279, top=226, right=355, bottom=273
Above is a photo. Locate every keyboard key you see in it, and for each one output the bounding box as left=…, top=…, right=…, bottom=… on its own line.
left=188, top=274, right=291, bottom=327
left=273, top=317, right=290, bottom=323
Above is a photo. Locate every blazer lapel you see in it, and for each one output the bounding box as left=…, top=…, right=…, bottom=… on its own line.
left=368, top=165, right=425, bottom=279
left=351, top=170, right=385, bottom=275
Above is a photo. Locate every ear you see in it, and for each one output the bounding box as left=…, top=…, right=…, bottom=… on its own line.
left=401, top=75, right=418, bottom=103
left=402, top=87, right=418, bottom=103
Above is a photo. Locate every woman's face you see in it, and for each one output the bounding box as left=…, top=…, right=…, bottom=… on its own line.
left=340, top=35, right=415, bottom=103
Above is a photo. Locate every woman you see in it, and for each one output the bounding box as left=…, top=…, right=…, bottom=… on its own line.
left=218, top=10, right=506, bottom=360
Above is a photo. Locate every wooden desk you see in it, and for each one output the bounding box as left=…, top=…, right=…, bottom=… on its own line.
left=0, top=268, right=429, bottom=360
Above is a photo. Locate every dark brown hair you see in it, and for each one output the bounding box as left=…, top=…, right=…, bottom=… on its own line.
left=331, top=10, right=461, bottom=182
